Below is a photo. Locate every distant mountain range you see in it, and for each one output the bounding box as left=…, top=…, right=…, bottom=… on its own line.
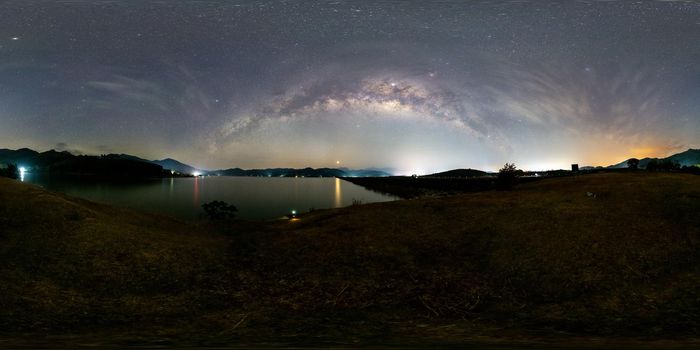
left=2, top=147, right=698, bottom=179
left=423, top=168, right=490, bottom=177
left=608, top=149, right=700, bottom=169
left=88, top=154, right=204, bottom=175
left=0, top=148, right=164, bottom=178
left=0, top=148, right=392, bottom=178
left=152, top=158, right=202, bottom=175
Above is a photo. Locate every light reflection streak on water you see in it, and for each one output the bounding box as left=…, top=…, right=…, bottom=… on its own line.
left=193, top=176, right=199, bottom=206
left=334, top=177, right=342, bottom=207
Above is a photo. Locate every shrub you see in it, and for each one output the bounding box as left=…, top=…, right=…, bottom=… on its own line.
left=497, top=163, right=521, bottom=190
left=202, top=200, right=238, bottom=221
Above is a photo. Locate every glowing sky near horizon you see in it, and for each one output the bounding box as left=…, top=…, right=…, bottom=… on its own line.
left=0, top=0, right=698, bottom=174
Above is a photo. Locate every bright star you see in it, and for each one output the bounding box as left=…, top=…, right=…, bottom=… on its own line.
left=11, top=37, right=19, bottom=41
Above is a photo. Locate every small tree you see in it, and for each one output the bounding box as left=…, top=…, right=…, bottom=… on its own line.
left=627, top=158, right=640, bottom=170
left=202, top=200, right=238, bottom=221
left=497, top=163, right=520, bottom=190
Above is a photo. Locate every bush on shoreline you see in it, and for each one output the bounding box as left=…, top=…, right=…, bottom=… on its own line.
left=202, top=200, right=238, bottom=221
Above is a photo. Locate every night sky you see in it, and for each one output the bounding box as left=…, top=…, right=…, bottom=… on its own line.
left=1, top=1, right=698, bottom=174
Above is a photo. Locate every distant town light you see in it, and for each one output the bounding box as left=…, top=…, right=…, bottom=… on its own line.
left=171, top=170, right=175, bottom=175
left=193, top=171, right=201, bottom=177
left=19, top=167, right=26, bottom=174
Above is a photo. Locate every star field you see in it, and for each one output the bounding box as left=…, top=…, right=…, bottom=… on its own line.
left=0, top=0, right=698, bottom=173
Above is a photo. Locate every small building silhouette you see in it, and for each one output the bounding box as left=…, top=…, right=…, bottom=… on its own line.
left=571, top=164, right=579, bottom=172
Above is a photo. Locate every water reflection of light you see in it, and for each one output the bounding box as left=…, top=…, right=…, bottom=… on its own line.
left=169, top=177, right=174, bottom=197
left=334, top=177, right=342, bottom=207
left=193, top=176, right=199, bottom=206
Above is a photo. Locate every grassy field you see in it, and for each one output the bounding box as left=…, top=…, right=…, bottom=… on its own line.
left=0, top=172, right=699, bottom=347
left=342, top=175, right=543, bottom=198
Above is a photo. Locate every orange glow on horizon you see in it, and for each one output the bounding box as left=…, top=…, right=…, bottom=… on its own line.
left=629, top=147, right=662, bottom=159
left=569, top=139, right=684, bottom=168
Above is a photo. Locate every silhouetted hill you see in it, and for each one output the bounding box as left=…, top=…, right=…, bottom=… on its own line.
left=339, top=167, right=396, bottom=176
left=102, top=154, right=201, bottom=174
left=37, top=150, right=75, bottom=166
left=423, top=168, right=489, bottom=178
left=0, top=148, right=74, bottom=169
left=608, top=149, right=700, bottom=169
left=666, top=148, right=700, bottom=166
left=152, top=158, right=202, bottom=175
left=0, top=148, right=393, bottom=178
left=103, top=153, right=151, bottom=163
left=609, top=157, right=655, bottom=169
left=0, top=148, right=40, bottom=165
left=343, top=168, right=393, bottom=177
left=0, top=148, right=164, bottom=178
left=48, top=156, right=164, bottom=178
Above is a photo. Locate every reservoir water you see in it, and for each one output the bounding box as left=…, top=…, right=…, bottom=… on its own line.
left=22, top=175, right=397, bottom=220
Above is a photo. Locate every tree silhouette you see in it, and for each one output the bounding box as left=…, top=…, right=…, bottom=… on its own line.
left=202, top=200, right=238, bottom=221
left=497, top=163, right=521, bottom=190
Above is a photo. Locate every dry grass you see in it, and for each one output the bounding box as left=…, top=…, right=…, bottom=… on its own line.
left=239, top=173, right=699, bottom=338
left=0, top=172, right=699, bottom=347
left=0, top=177, right=233, bottom=335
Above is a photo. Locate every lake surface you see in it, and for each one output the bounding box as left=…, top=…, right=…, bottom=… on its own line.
left=22, top=175, right=397, bottom=220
